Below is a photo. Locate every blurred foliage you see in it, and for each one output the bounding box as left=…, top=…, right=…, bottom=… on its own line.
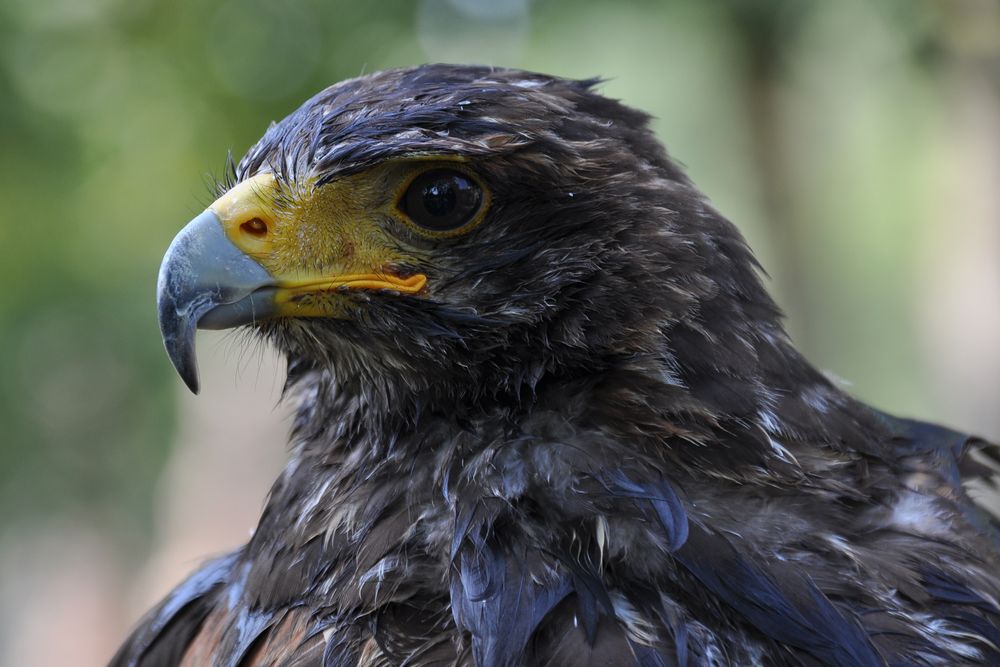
left=0, top=0, right=996, bottom=555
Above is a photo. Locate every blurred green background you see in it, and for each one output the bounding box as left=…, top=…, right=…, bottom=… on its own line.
left=1, top=0, right=998, bottom=664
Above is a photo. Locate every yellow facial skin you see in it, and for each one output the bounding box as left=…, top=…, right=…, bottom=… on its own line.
left=206, top=159, right=487, bottom=319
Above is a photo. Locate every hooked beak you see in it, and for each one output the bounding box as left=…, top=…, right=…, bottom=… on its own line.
left=156, top=172, right=428, bottom=394
left=156, top=209, right=276, bottom=394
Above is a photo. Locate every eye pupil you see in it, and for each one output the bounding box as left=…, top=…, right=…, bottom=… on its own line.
left=401, top=168, right=483, bottom=231
left=423, top=181, right=456, bottom=217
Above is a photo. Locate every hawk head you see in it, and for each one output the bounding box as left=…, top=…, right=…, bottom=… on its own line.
left=158, top=64, right=780, bottom=413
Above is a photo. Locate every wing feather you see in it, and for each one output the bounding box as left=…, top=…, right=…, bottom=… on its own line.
left=109, top=551, right=238, bottom=667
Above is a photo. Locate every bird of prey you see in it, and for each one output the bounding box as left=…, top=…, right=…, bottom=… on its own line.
left=114, top=65, right=1000, bottom=667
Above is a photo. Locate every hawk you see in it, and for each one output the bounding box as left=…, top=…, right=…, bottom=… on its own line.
left=114, top=64, right=1000, bottom=666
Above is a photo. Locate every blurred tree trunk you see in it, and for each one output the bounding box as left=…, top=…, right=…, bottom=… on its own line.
left=726, top=2, right=816, bottom=343
left=920, top=0, right=1000, bottom=441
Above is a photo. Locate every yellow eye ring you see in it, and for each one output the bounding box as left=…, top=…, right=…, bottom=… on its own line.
left=393, top=162, right=490, bottom=238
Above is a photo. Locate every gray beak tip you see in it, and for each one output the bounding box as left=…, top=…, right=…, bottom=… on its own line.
left=167, top=337, right=201, bottom=394
left=157, top=285, right=203, bottom=395
left=172, top=357, right=201, bottom=394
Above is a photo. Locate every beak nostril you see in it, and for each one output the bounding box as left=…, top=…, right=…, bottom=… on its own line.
left=240, top=218, right=268, bottom=238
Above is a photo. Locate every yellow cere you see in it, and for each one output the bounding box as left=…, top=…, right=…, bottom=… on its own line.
left=210, top=172, right=281, bottom=259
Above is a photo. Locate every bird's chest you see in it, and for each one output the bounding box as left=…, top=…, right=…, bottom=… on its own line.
left=236, top=414, right=695, bottom=665
left=233, top=455, right=469, bottom=662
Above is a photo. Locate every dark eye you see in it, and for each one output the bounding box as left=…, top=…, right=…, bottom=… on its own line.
left=399, top=168, right=483, bottom=232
